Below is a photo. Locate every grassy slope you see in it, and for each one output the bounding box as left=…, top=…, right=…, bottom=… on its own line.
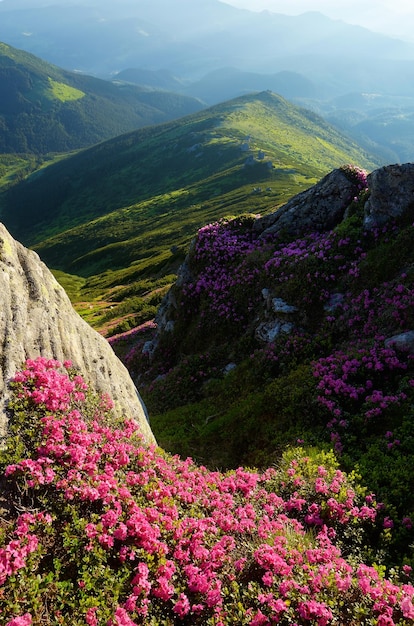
left=128, top=190, right=414, bottom=566
left=0, top=91, right=379, bottom=334
left=0, top=41, right=204, bottom=155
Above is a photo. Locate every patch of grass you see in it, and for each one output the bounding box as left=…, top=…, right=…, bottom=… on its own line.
left=0, top=154, right=39, bottom=190
left=50, top=269, right=86, bottom=302
left=47, top=77, right=85, bottom=102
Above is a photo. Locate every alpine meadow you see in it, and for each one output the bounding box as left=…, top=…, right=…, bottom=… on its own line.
left=0, top=2, right=414, bottom=625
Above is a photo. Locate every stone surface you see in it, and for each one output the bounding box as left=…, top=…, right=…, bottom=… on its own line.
left=253, top=168, right=360, bottom=239
left=0, top=223, right=156, bottom=445
left=385, top=331, right=414, bottom=355
left=363, top=163, right=414, bottom=229
left=255, top=320, right=294, bottom=343
left=272, top=298, right=298, bottom=314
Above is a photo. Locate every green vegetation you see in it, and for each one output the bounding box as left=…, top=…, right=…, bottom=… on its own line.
left=1, top=358, right=413, bottom=625
left=0, top=91, right=379, bottom=331
left=0, top=41, right=203, bottom=155
left=124, top=190, right=414, bottom=567
left=47, top=77, right=85, bottom=102
left=0, top=154, right=40, bottom=188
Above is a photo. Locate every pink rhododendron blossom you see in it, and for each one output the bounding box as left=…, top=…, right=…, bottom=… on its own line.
left=2, top=357, right=414, bottom=624
left=5, top=615, right=32, bottom=626
left=108, top=607, right=138, bottom=626
left=173, top=592, right=191, bottom=617
left=400, top=595, right=414, bottom=619
left=85, top=607, right=98, bottom=626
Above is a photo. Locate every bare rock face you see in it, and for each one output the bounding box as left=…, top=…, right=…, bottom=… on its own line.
left=385, top=331, right=414, bottom=355
left=363, top=163, right=414, bottom=229
left=253, top=168, right=361, bottom=239
left=0, top=223, right=156, bottom=445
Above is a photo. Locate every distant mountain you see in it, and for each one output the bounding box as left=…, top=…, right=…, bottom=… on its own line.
left=297, top=91, right=414, bottom=163
left=179, top=68, right=318, bottom=105
left=1, top=0, right=414, bottom=99
left=114, top=67, right=317, bottom=106
left=0, top=41, right=204, bottom=154
left=4, top=0, right=414, bottom=160
left=323, top=93, right=414, bottom=164
left=114, top=68, right=188, bottom=92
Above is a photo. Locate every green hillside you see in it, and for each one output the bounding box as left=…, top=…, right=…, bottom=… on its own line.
left=0, top=91, right=379, bottom=334
left=124, top=164, right=414, bottom=569
left=0, top=80, right=413, bottom=619
left=0, top=41, right=204, bottom=155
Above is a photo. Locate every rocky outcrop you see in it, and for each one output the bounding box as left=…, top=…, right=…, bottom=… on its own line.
left=0, top=223, right=156, bottom=445
left=253, top=167, right=361, bottom=239
left=148, top=163, right=414, bottom=358
left=363, top=163, right=414, bottom=229
left=253, top=162, right=414, bottom=238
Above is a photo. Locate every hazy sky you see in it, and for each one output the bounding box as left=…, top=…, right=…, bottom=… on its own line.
left=221, top=0, right=414, bottom=41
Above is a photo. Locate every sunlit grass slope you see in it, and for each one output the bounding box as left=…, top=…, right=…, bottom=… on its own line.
left=0, top=91, right=379, bottom=334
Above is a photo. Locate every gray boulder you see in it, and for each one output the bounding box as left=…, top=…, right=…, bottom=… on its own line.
left=253, top=168, right=361, bottom=239
left=364, top=163, right=414, bottom=229
left=255, top=320, right=294, bottom=343
left=385, top=331, right=414, bottom=355
left=0, top=223, right=156, bottom=445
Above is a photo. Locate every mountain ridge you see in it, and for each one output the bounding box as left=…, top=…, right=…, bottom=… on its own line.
left=0, top=89, right=379, bottom=334
left=3, top=5, right=414, bottom=161
left=1, top=90, right=378, bottom=253
left=0, top=41, right=204, bottom=155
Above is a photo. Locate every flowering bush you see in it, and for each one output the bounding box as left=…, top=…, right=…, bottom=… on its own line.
left=121, top=166, right=414, bottom=571
left=181, top=216, right=264, bottom=329
left=313, top=340, right=413, bottom=448
left=1, top=357, right=414, bottom=624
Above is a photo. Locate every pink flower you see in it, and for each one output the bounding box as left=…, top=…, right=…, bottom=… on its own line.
left=377, top=615, right=396, bottom=625
left=152, top=576, right=175, bottom=601
left=85, top=607, right=98, bottom=626
left=250, top=609, right=270, bottom=625
left=401, top=596, right=414, bottom=619
left=298, top=599, right=333, bottom=625
left=109, top=607, right=138, bottom=626
left=173, top=593, right=191, bottom=617
left=6, top=615, right=32, bottom=626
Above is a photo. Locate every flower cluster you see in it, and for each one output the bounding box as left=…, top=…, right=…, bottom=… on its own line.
left=182, top=217, right=262, bottom=324
left=1, top=358, right=414, bottom=624
left=0, top=512, right=51, bottom=585
left=263, top=229, right=367, bottom=306
left=178, top=196, right=371, bottom=331
left=313, top=341, right=411, bottom=421
left=324, top=275, right=414, bottom=341
left=340, top=164, right=369, bottom=201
